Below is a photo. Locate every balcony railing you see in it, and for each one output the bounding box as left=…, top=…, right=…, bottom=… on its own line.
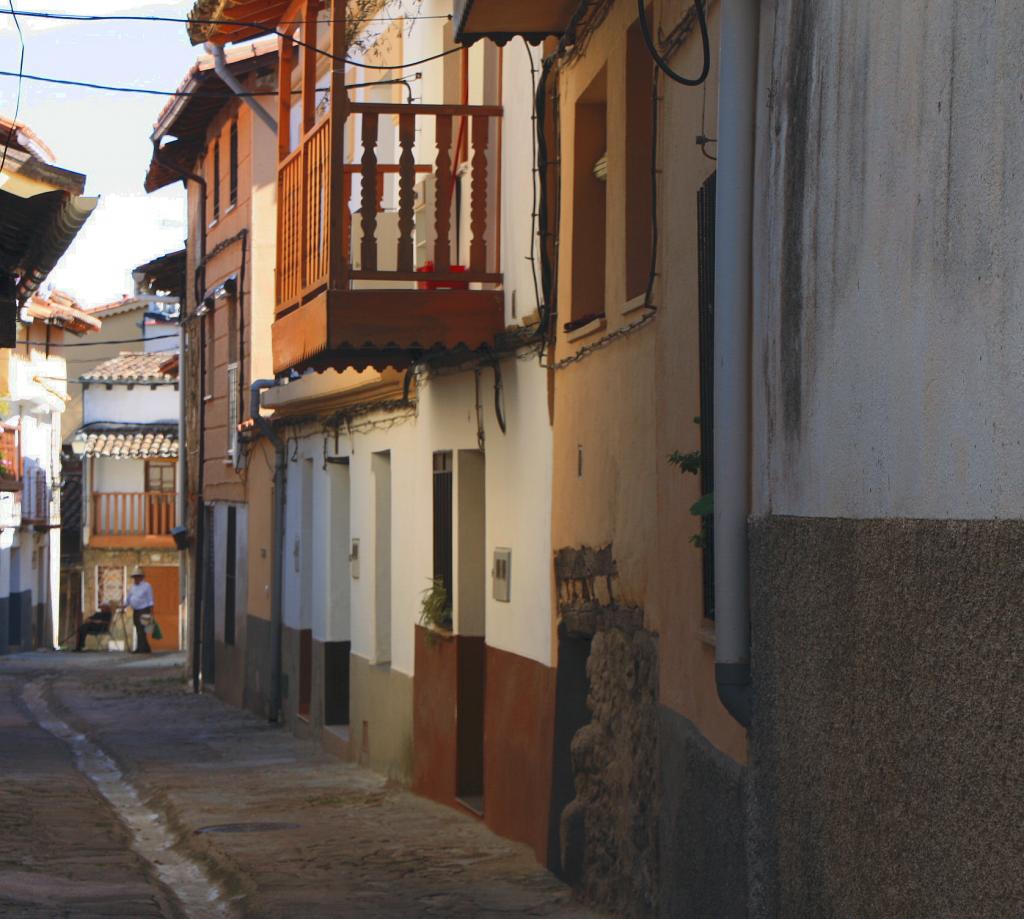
left=275, top=102, right=503, bottom=318
left=92, top=491, right=176, bottom=538
left=21, top=466, right=51, bottom=525
left=0, top=428, right=20, bottom=492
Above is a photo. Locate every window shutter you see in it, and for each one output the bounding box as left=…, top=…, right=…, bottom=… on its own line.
left=696, top=171, right=716, bottom=620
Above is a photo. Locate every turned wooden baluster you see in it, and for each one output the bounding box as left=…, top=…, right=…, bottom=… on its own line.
left=397, top=112, right=417, bottom=273
left=434, top=115, right=453, bottom=273
left=469, top=115, right=490, bottom=274
left=359, top=113, right=379, bottom=272
left=342, top=171, right=352, bottom=267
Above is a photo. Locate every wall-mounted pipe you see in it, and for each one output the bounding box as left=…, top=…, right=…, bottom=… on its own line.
left=151, top=139, right=206, bottom=695
left=206, top=43, right=278, bottom=135
left=250, top=379, right=285, bottom=722
left=713, top=0, right=759, bottom=728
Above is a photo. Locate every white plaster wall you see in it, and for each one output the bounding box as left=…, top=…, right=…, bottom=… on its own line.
left=754, top=1, right=1024, bottom=520
left=480, top=356, right=554, bottom=666
left=250, top=95, right=278, bottom=384
left=82, top=385, right=179, bottom=426
left=277, top=355, right=554, bottom=673
left=499, top=41, right=546, bottom=328
left=92, top=458, right=145, bottom=494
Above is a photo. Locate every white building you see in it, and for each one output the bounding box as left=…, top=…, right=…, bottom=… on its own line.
left=73, top=350, right=184, bottom=651
left=1, top=292, right=100, bottom=652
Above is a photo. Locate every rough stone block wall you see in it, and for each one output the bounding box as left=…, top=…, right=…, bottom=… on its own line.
left=555, top=545, right=660, bottom=917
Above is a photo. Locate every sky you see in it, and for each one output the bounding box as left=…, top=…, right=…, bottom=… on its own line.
left=0, top=1, right=203, bottom=305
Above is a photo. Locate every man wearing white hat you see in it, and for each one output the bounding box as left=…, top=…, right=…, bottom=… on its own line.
left=123, top=566, right=155, bottom=654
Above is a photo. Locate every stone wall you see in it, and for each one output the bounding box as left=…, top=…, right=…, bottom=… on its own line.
left=750, top=516, right=1024, bottom=918
left=555, top=545, right=660, bottom=917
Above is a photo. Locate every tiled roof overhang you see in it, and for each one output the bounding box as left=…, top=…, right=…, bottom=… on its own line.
left=0, top=145, right=98, bottom=302
left=145, top=40, right=277, bottom=192
left=133, top=249, right=187, bottom=298
left=26, top=291, right=102, bottom=335
left=80, top=351, right=180, bottom=385
left=78, top=425, right=179, bottom=460
left=187, top=0, right=292, bottom=45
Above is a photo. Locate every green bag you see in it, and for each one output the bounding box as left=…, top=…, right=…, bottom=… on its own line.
left=150, top=617, right=163, bottom=641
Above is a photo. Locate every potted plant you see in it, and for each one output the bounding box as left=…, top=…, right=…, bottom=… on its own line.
left=419, top=578, right=452, bottom=644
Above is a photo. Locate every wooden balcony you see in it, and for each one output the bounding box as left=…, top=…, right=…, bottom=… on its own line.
left=90, top=491, right=177, bottom=549
left=272, top=102, right=505, bottom=375
left=0, top=428, right=20, bottom=493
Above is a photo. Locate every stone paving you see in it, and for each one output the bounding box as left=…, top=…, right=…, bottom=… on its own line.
left=0, top=651, right=601, bottom=918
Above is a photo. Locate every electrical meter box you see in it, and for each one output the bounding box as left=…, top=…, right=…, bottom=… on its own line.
left=492, top=548, right=511, bottom=602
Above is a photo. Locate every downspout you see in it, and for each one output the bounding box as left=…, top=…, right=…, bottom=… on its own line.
left=152, top=138, right=206, bottom=693
left=206, top=43, right=278, bottom=135
left=250, top=379, right=285, bottom=723
left=713, top=0, right=759, bottom=728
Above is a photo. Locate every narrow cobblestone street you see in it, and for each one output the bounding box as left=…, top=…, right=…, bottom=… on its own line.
left=0, top=651, right=598, bottom=919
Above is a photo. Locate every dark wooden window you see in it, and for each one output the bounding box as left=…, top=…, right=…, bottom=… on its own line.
left=432, top=451, right=453, bottom=612
left=696, top=171, right=716, bottom=620
left=625, top=17, right=654, bottom=302
left=224, top=505, right=236, bottom=646
left=229, top=121, right=239, bottom=208
left=212, top=139, right=221, bottom=221
left=144, top=461, right=175, bottom=494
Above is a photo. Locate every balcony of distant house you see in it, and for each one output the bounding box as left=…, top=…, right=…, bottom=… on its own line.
left=0, top=423, right=21, bottom=493
left=76, top=425, right=179, bottom=550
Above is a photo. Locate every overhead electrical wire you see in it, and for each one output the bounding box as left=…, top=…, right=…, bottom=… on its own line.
left=15, top=332, right=179, bottom=347
left=636, top=0, right=710, bottom=87
left=0, top=1, right=25, bottom=175
left=0, top=8, right=463, bottom=70
left=0, top=69, right=416, bottom=100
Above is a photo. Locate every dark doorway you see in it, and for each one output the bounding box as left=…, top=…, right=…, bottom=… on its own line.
left=455, top=450, right=486, bottom=814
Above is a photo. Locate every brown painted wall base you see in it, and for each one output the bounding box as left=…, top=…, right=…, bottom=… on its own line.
left=412, top=625, right=466, bottom=808
left=413, top=627, right=558, bottom=864
left=483, top=643, right=557, bottom=865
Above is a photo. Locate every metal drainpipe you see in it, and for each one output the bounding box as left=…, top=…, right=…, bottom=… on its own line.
left=152, top=139, right=207, bottom=694
left=250, top=380, right=285, bottom=722
left=206, top=43, right=278, bottom=135
left=713, top=0, right=759, bottom=728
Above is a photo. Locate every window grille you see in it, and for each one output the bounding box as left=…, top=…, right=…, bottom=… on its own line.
left=227, top=363, right=239, bottom=465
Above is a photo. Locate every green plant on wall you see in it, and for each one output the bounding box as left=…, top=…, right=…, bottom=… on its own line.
left=669, top=418, right=713, bottom=549
left=419, top=578, right=451, bottom=634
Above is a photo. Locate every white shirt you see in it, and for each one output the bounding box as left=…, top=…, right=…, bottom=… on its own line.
left=124, top=581, right=155, bottom=610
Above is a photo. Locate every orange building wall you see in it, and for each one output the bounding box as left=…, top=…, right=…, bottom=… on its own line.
left=550, top=0, right=744, bottom=761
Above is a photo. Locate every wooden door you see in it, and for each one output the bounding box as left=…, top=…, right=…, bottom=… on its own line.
left=143, top=565, right=180, bottom=651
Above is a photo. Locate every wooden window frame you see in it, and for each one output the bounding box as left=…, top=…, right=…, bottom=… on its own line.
left=229, top=120, right=239, bottom=209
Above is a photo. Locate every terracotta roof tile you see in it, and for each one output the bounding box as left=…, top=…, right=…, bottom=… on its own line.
left=26, top=290, right=102, bottom=335
left=80, top=427, right=178, bottom=460
left=80, top=352, right=179, bottom=385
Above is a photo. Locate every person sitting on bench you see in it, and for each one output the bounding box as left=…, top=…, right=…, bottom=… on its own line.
left=73, top=602, right=113, bottom=651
